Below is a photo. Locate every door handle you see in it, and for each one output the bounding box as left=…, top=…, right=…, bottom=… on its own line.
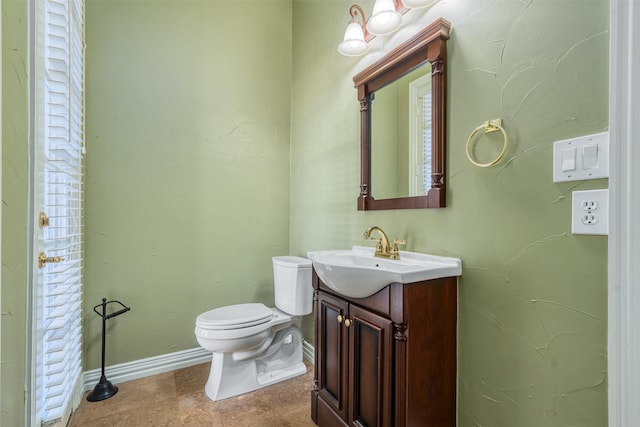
left=38, top=252, right=65, bottom=269
left=39, top=212, right=50, bottom=229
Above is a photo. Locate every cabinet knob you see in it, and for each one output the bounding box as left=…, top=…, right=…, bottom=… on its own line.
left=344, top=318, right=352, bottom=327
left=337, top=315, right=344, bottom=324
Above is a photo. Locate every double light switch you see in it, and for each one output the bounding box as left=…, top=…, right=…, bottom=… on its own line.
left=553, top=131, right=609, bottom=182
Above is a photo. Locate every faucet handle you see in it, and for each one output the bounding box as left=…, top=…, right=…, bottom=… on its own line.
left=390, top=239, right=406, bottom=260
left=365, top=236, right=385, bottom=255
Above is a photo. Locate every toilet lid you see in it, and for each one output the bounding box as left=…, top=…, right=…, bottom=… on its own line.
left=272, top=256, right=311, bottom=268
left=196, top=303, right=273, bottom=330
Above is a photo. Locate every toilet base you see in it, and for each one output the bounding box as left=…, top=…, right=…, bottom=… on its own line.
left=204, top=325, right=306, bottom=401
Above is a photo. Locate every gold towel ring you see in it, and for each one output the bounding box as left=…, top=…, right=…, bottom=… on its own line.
left=466, top=119, right=509, bottom=168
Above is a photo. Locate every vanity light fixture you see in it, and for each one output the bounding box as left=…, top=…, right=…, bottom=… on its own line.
left=339, top=0, right=434, bottom=57
left=366, top=0, right=403, bottom=35
left=338, top=5, right=370, bottom=56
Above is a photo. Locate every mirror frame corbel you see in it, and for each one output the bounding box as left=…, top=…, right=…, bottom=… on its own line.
left=354, top=18, right=451, bottom=210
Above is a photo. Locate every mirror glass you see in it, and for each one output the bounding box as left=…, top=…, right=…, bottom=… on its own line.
left=370, top=63, right=432, bottom=199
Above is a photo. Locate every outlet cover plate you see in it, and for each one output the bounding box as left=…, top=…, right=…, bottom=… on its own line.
left=571, top=189, right=609, bottom=235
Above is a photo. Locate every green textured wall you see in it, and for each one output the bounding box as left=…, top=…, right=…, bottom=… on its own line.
left=291, top=0, right=608, bottom=425
left=1, top=1, right=28, bottom=425
left=0, top=0, right=610, bottom=424
left=84, top=0, right=292, bottom=369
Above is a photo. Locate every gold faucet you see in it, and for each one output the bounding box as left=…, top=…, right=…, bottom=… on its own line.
left=363, top=226, right=406, bottom=260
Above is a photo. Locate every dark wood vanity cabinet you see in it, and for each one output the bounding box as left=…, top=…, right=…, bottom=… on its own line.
left=314, top=291, right=394, bottom=426
left=311, top=270, right=457, bottom=427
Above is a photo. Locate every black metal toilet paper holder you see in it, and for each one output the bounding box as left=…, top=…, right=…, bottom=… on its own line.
left=86, top=298, right=131, bottom=402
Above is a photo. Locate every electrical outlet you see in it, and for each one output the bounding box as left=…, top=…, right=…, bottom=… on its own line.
left=581, top=213, right=598, bottom=225
left=581, top=200, right=598, bottom=211
left=572, top=189, right=608, bottom=235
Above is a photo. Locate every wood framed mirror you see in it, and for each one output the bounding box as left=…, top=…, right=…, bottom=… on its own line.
left=355, top=18, right=450, bottom=210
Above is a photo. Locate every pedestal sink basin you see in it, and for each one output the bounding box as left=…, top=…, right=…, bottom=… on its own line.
left=307, top=246, right=461, bottom=299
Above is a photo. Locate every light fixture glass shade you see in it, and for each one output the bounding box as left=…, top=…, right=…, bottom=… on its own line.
left=338, top=21, right=368, bottom=56
left=402, top=0, right=437, bottom=8
left=366, top=0, right=402, bottom=36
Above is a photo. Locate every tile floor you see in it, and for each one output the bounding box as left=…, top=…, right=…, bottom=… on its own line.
left=70, top=361, right=315, bottom=426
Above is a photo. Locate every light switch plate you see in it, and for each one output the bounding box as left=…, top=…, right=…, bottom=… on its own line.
left=553, top=132, right=609, bottom=182
left=572, top=189, right=609, bottom=235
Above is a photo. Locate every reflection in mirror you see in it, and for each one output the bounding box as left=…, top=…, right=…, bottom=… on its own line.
left=371, top=63, right=432, bottom=199
left=354, top=18, right=450, bottom=210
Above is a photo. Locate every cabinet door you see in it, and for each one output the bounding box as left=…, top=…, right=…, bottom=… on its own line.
left=348, top=304, right=393, bottom=427
left=317, top=292, right=349, bottom=421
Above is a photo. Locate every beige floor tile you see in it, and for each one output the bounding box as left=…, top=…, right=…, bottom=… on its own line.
left=70, top=362, right=315, bottom=427
left=73, top=372, right=176, bottom=424
left=73, top=398, right=181, bottom=426
left=175, top=362, right=211, bottom=396
left=279, top=406, right=317, bottom=427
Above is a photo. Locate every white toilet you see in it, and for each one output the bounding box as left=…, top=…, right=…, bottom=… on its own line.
left=194, top=256, right=312, bottom=401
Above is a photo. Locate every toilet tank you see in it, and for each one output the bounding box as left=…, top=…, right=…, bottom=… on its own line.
left=272, top=256, right=312, bottom=315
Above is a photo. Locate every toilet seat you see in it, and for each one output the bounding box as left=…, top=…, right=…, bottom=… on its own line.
left=196, top=303, right=273, bottom=330
left=195, top=306, right=294, bottom=342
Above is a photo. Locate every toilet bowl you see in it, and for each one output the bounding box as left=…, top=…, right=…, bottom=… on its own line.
left=194, top=256, right=312, bottom=401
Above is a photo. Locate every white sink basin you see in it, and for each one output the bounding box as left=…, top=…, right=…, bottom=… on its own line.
left=307, top=246, right=461, bottom=299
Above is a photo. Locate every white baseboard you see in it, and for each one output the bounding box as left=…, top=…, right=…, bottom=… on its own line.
left=83, top=341, right=316, bottom=392
left=83, top=347, right=211, bottom=391
left=302, top=339, right=315, bottom=362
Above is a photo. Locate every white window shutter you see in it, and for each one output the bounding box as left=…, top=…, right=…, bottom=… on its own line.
left=36, top=0, right=85, bottom=424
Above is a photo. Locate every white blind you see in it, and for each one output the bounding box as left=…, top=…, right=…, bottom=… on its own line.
left=38, top=0, right=85, bottom=424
